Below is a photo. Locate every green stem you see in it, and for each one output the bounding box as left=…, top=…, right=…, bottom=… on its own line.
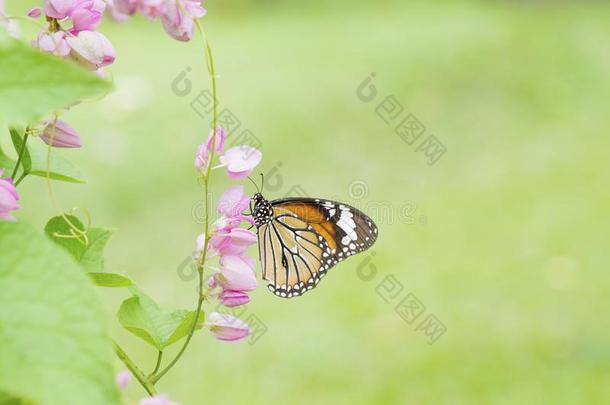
left=10, top=129, right=29, bottom=180
left=150, top=18, right=218, bottom=385
left=14, top=172, right=27, bottom=187
left=150, top=351, right=164, bottom=376
left=150, top=272, right=204, bottom=384
left=113, top=341, right=157, bottom=396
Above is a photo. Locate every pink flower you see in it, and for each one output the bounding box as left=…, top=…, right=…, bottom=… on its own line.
left=41, top=120, right=82, bottom=148
left=70, top=0, right=106, bottom=33
left=115, top=370, right=131, bottom=390
left=105, top=0, right=136, bottom=20
left=161, top=0, right=206, bottom=42
left=28, top=7, right=43, bottom=17
left=0, top=170, right=20, bottom=222
left=207, top=312, right=250, bottom=342
left=217, top=185, right=250, bottom=218
left=44, top=0, right=78, bottom=19
left=218, top=289, right=250, bottom=307
left=140, top=395, right=179, bottom=405
left=195, top=127, right=226, bottom=172
left=219, top=146, right=262, bottom=180
left=67, top=30, right=115, bottom=70
left=138, top=0, right=166, bottom=19
left=209, top=227, right=257, bottom=256
left=33, top=30, right=71, bottom=57
left=215, top=254, right=257, bottom=291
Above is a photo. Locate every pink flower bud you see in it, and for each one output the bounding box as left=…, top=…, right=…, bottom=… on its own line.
left=27, top=7, right=42, bottom=17
left=67, top=30, right=115, bottom=70
left=161, top=0, right=206, bottom=42
left=194, top=232, right=206, bottom=261
left=0, top=170, right=20, bottom=222
left=195, top=127, right=226, bottom=172
left=41, top=120, right=82, bottom=148
left=207, top=312, right=250, bottom=342
left=40, top=120, right=81, bottom=148
left=218, top=290, right=250, bottom=307
left=219, top=146, right=262, bottom=180
left=33, top=30, right=71, bottom=57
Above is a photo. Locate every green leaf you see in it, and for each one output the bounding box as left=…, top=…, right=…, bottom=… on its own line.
left=89, top=272, right=133, bottom=288
left=45, top=214, right=113, bottom=272
left=0, top=36, right=111, bottom=125
left=0, top=221, right=120, bottom=405
left=118, top=289, right=205, bottom=350
left=0, top=141, right=86, bottom=183
left=27, top=140, right=87, bottom=183
left=9, top=128, right=31, bottom=174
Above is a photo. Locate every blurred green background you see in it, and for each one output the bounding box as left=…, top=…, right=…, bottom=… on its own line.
left=6, top=0, right=610, bottom=403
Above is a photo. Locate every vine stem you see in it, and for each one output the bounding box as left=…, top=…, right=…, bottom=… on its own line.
left=113, top=341, right=157, bottom=396
left=147, top=17, right=218, bottom=386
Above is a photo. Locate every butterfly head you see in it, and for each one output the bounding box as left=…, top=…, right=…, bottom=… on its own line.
left=252, top=193, right=273, bottom=228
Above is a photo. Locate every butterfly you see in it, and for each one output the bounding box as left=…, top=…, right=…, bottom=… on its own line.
left=251, top=186, right=378, bottom=298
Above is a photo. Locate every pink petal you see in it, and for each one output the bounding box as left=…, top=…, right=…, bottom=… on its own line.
left=0, top=175, right=20, bottom=221
left=160, top=0, right=205, bottom=42
left=27, top=7, right=42, bottom=17
left=218, top=290, right=250, bottom=307
left=34, top=31, right=71, bottom=57
left=209, top=227, right=257, bottom=256
left=217, top=185, right=250, bottom=218
left=44, top=0, right=78, bottom=19
left=67, top=30, right=115, bottom=70
left=207, top=312, right=250, bottom=342
left=138, top=0, right=166, bottom=19
left=217, top=254, right=257, bottom=291
left=206, top=127, right=226, bottom=155
left=69, top=8, right=103, bottom=33
left=194, top=233, right=206, bottom=260
left=105, top=0, right=135, bottom=20
left=41, top=120, right=82, bottom=148
left=219, top=146, right=262, bottom=180
left=184, top=1, right=206, bottom=18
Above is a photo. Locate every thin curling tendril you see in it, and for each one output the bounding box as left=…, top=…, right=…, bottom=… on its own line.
left=45, top=115, right=90, bottom=246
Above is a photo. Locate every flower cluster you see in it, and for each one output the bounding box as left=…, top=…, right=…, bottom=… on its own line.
left=194, top=128, right=262, bottom=343
left=31, top=0, right=116, bottom=76
left=0, top=170, right=20, bottom=221
left=106, top=0, right=206, bottom=42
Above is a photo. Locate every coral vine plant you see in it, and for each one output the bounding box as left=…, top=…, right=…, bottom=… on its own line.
left=0, top=1, right=261, bottom=404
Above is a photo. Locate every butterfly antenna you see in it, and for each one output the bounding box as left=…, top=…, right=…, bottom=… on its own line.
left=247, top=176, right=261, bottom=193
left=260, top=172, right=265, bottom=193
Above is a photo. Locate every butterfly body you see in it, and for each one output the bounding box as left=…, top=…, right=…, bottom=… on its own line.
left=252, top=193, right=378, bottom=298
